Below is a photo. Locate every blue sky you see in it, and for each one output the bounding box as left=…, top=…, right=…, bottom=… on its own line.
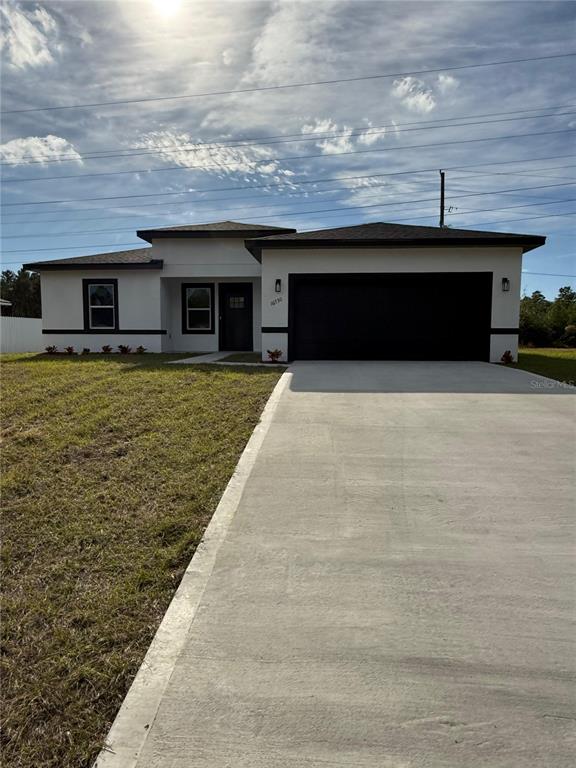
left=1, top=0, right=575, bottom=297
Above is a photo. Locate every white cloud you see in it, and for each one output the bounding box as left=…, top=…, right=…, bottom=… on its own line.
left=0, top=1, right=60, bottom=69
left=301, top=118, right=355, bottom=155
left=136, top=130, right=290, bottom=179
left=392, top=76, right=436, bottom=113
left=437, top=73, right=459, bottom=94
left=357, top=121, right=389, bottom=146
left=221, top=48, right=237, bottom=67
left=0, top=135, right=82, bottom=165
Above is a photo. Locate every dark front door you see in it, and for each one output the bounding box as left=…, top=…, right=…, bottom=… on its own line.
left=219, top=283, right=253, bottom=351
left=289, top=272, right=492, bottom=361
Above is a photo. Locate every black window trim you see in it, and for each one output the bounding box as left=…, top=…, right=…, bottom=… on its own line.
left=83, top=278, right=119, bottom=332
left=181, top=282, right=215, bottom=335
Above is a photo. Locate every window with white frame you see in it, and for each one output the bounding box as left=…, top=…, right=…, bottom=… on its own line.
left=182, top=284, right=214, bottom=333
left=83, top=280, right=118, bottom=330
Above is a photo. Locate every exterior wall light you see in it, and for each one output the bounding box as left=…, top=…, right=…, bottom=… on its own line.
left=275, top=279, right=282, bottom=293
left=501, top=277, right=510, bottom=292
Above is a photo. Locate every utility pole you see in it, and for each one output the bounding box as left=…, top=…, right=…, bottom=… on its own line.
left=439, top=169, right=445, bottom=228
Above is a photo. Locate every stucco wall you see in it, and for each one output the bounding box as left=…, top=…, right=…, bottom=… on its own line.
left=260, top=246, right=523, bottom=362
left=162, top=277, right=261, bottom=352
left=152, top=238, right=261, bottom=278
left=40, top=270, right=164, bottom=352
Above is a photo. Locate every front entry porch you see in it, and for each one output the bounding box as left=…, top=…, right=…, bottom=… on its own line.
left=160, top=277, right=261, bottom=353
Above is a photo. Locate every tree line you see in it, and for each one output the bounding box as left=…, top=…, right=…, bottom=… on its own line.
left=520, top=286, right=576, bottom=347
left=1, top=269, right=41, bottom=318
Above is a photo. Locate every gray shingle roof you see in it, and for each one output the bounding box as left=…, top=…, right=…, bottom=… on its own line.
left=246, top=221, right=546, bottom=259
left=23, top=248, right=161, bottom=271
left=138, top=220, right=296, bottom=242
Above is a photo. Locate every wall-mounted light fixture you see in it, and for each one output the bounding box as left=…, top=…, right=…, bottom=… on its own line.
left=275, top=279, right=282, bottom=293
left=501, top=277, right=510, bottom=292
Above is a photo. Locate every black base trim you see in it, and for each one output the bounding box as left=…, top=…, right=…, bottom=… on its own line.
left=261, top=326, right=289, bottom=333
left=43, top=329, right=167, bottom=335
left=490, top=328, right=519, bottom=334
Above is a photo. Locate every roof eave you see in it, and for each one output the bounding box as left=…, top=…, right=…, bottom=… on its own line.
left=245, top=235, right=546, bottom=260
left=23, top=260, right=164, bottom=272
left=138, top=228, right=297, bottom=243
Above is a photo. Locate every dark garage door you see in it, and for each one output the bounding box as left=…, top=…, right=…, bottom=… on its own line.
left=289, top=272, right=492, bottom=361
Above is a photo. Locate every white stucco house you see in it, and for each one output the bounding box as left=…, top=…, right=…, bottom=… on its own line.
left=25, top=220, right=545, bottom=362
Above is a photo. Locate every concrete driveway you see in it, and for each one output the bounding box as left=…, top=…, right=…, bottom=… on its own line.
left=108, top=362, right=575, bottom=767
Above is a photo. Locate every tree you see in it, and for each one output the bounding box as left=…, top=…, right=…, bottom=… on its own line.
left=519, top=286, right=576, bottom=347
left=0, top=269, right=41, bottom=317
left=519, top=290, right=552, bottom=346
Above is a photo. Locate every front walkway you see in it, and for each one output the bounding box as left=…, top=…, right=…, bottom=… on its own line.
left=99, top=362, right=575, bottom=768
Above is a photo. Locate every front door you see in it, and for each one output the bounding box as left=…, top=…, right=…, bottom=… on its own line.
left=219, top=283, right=253, bottom=351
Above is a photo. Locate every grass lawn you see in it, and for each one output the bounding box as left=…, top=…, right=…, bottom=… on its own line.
left=512, top=347, right=576, bottom=385
left=0, top=353, right=282, bottom=768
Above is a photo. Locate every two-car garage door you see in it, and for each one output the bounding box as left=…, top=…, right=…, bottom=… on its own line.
left=289, top=272, right=493, bottom=361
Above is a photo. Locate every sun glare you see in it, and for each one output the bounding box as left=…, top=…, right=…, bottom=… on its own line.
left=151, top=0, right=183, bottom=19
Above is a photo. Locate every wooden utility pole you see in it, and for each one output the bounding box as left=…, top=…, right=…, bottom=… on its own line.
left=439, top=170, right=445, bottom=228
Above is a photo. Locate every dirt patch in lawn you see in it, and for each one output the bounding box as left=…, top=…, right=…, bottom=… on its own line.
left=0, top=354, right=282, bottom=768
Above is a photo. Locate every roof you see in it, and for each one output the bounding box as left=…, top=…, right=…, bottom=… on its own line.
left=23, top=248, right=162, bottom=271
left=137, top=220, right=297, bottom=243
left=245, top=221, right=546, bottom=260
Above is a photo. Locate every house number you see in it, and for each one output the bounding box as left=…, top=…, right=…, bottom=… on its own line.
left=270, top=296, right=283, bottom=306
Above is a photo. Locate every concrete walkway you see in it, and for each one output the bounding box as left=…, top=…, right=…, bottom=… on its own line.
left=102, top=362, right=575, bottom=768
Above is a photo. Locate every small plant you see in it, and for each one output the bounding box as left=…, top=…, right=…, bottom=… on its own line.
left=501, top=350, right=514, bottom=364
left=267, top=348, right=283, bottom=363
left=81, top=348, right=90, bottom=355
left=118, top=344, right=132, bottom=354
left=65, top=346, right=76, bottom=355
left=45, top=345, right=58, bottom=354
left=101, top=345, right=112, bottom=354
left=135, top=345, right=147, bottom=354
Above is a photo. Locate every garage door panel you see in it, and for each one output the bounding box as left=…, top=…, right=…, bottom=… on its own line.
left=289, top=273, right=492, bottom=361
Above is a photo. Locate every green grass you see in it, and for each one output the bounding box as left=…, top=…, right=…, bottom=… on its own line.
left=512, top=347, right=576, bottom=385
left=0, top=353, right=282, bottom=768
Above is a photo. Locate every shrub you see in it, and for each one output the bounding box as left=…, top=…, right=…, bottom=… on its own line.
left=81, top=348, right=90, bottom=355
left=500, top=350, right=514, bottom=364
left=101, top=345, right=112, bottom=354
left=266, top=349, right=283, bottom=363
left=45, top=345, right=58, bottom=354
left=135, top=345, right=147, bottom=354
left=117, top=345, right=132, bottom=354
left=64, top=346, right=75, bottom=355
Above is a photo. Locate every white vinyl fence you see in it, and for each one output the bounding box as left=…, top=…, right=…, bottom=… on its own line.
left=0, top=316, right=43, bottom=353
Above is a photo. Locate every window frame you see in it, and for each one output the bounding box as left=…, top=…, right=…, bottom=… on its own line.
left=181, top=283, right=215, bottom=334
left=83, top=279, right=119, bottom=331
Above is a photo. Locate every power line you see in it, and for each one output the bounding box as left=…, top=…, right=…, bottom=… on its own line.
left=3, top=200, right=574, bottom=254
left=2, top=128, right=576, bottom=202
left=522, top=271, right=576, bottom=277
left=3, top=127, right=575, bottom=185
left=3, top=153, right=575, bottom=211
left=5, top=166, right=574, bottom=228
left=3, top=195, right=576, bottom=240
left=3, top=52, right=574, bottom=115
left=3, top=105, right=574, bottom=166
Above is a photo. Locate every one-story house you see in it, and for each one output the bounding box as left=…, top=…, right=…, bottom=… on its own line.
left=24, top=220, right=545, bottom=361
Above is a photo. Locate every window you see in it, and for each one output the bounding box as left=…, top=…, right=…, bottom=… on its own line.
left=181, top=283, right=214, bottom=334
left=83, top=279, right=118, bottom=331
left=229, top=296, right=245, bottom=309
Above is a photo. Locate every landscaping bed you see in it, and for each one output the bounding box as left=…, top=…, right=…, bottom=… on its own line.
left=0, top=353, right=282, bottom=768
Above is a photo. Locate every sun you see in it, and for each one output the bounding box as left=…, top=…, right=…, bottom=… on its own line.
left=151, top=0, right=183, bottom=18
